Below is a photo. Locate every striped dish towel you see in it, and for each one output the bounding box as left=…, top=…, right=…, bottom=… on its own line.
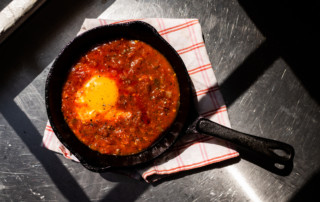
left=42, top=18, right=239, bottom=183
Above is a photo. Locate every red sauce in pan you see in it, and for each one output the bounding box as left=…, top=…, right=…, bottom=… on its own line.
left=61, top=39, right=180, bottom=155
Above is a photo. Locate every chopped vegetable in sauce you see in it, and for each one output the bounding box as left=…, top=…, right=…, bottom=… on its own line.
left=61, top=39, right=180, bottom=155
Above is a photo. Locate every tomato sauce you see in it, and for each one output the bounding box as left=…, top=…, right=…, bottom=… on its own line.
left=61, top=39, right=180, bottom=155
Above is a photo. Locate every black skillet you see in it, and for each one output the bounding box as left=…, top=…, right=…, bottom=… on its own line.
left=45, top=21, right=294, bottom=172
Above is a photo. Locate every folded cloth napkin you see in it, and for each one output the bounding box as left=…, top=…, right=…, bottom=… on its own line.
left=42, top=18, right=239, bottom=183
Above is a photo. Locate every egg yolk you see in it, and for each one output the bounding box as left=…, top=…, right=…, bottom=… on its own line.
left=74, top=75, right=129, bottom=121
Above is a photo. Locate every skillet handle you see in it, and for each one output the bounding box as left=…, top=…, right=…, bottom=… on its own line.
left=196, top=118, right=294, bottom=167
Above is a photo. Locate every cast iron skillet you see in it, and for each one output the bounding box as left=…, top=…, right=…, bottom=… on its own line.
left=45, top=21, right=294, bottom=172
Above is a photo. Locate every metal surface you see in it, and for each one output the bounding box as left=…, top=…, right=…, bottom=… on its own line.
left=0, top=0, right=319, bottom=201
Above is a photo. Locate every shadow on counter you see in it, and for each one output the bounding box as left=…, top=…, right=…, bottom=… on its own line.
left=290, top=169, right=320, bottom=201
left=99, top=171, right=150, bottom=202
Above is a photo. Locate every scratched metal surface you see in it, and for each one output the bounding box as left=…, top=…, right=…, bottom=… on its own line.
left=0, top=0, right=319, bottom=201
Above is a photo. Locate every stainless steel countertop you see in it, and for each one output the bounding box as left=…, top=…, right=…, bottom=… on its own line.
left=0, top=0, right=319, bottom=201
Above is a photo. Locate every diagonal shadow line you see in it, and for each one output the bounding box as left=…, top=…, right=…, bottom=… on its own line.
left=0, top=98, right=90, bottom=202
left=217, top=39, right=280, bottom=107
left=289, top=169, right=320, bottom=201
left=99, top=182, right=150, bottom=202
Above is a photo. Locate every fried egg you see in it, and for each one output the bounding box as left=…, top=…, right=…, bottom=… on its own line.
left=74, top=75, right=131, bottom=121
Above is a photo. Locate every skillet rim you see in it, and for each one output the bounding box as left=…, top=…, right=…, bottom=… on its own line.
left=45, top=21, right=192, bottom=171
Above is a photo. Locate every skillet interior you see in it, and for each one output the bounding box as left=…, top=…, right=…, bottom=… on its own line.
left=45, top=21, right=192, bottom=171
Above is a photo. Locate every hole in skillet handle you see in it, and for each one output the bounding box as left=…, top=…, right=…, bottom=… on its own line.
left=269, top=148, right=292, bottom=160
left=45, top=21, right=192, bottom=171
